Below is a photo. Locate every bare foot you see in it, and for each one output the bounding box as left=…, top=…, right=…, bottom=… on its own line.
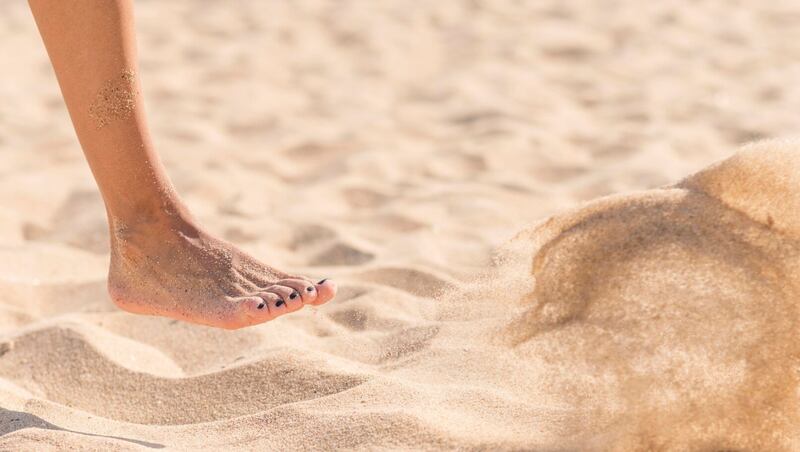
left=106, top=213, right=336, bottom=329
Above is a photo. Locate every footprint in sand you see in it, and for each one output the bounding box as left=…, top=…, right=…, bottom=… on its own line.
left=503, top=139, right=800, bottom=449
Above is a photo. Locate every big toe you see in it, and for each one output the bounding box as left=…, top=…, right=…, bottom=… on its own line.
left=312, top=278, right=337, bottom=305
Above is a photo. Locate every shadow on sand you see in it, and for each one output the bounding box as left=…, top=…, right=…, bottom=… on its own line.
left=0, top=408, right=164, bottom=449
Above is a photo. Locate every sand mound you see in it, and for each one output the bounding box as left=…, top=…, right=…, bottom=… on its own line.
left=500, top=140, right=800, bottom=449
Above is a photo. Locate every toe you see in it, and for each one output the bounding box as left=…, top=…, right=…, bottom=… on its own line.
left=276, top=278, right=318, bottom=304
left=233, top=295, right=279, bottom=328
left=311, top=278, right=337, bottom=305
left=262, top=285, right=303, bottom=313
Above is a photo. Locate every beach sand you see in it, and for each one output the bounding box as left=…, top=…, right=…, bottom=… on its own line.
left=2, top=0, right=800, bottom=450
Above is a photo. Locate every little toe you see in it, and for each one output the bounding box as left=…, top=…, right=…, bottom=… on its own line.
left=276, top=278, right=318, bottom=304
left=234, top=295, right=279, bottom=328
left=263, top=285, right=303, bottom=313
left=311, top=278, right=337, bottom=305
left=257, top=291, right=287, bottom=317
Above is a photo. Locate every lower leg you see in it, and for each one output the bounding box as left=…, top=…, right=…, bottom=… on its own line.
left=28, top=0, right=335, bottom=328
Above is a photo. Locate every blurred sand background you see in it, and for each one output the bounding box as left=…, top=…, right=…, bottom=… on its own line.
left=2, top=0, right=800, bottom=450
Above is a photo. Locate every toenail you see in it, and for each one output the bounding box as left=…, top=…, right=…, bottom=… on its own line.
left=257, top=302, right=265, bottom=310
left=276, top=299, right=285, bottom=307
left=290, top=291, right=299, bottom=300
left=318, top=279, right=328, bottom=284
left=306, top=286, right=314, bottom=292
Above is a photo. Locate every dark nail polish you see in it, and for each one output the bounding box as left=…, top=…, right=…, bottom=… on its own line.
left=290, top=291, right=299, bottom=300
left=276, top=299, right=285, bottom=307
left=306, top=286, right=314, bottom=292
left=257, top=302, right=265, bottom=310
left=318, top=279, right=328, bottom=284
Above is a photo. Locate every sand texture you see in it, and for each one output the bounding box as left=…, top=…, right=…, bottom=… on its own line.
left=2, top=1, right=800, bottom=450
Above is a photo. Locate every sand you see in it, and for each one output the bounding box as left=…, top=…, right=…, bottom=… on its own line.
left=1, top=0, right=800, bottom=450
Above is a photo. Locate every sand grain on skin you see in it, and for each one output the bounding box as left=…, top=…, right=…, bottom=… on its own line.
left=87, top=70, right=137, bottom=129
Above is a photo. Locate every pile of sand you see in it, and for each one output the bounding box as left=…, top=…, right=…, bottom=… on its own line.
left=2, top=1, right=800, bottom=450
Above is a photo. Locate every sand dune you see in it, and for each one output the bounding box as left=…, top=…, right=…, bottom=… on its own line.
left=500, top=140, right=800, bottom=449
left=3, top=0, right=800, bottom=450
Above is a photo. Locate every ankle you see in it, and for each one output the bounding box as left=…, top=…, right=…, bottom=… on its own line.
left=108, top=198, right=199, bottom=244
